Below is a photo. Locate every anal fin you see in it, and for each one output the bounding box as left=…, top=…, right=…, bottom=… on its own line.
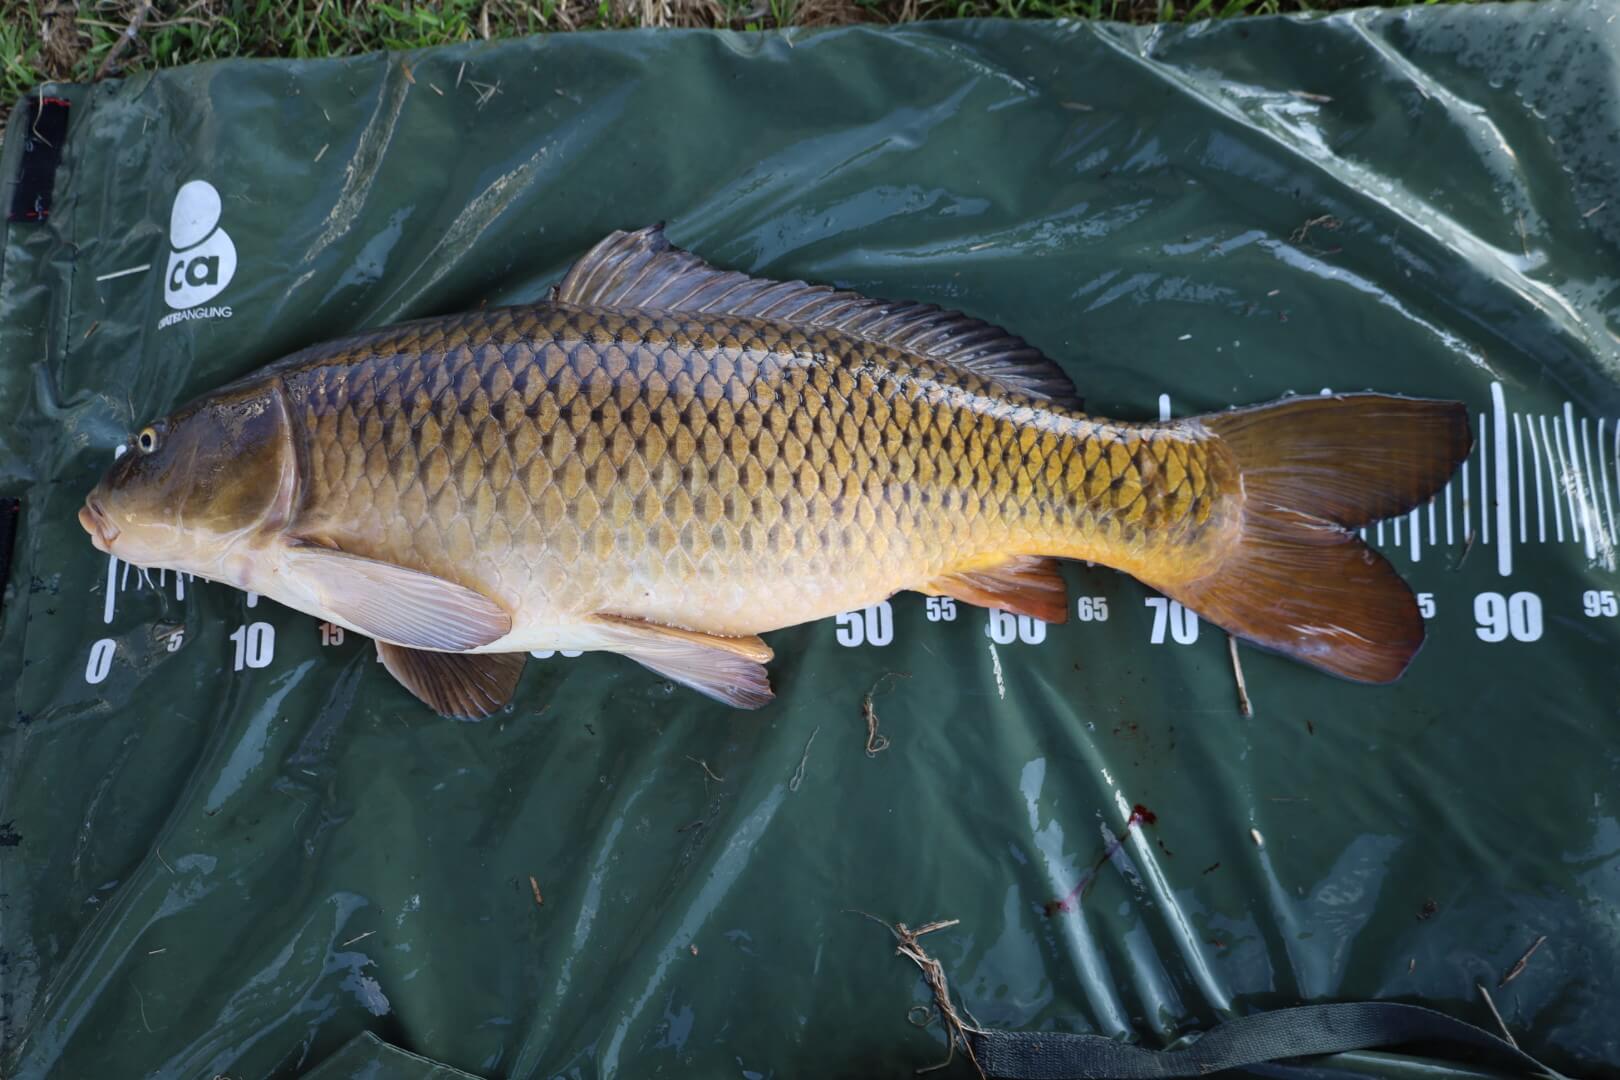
left=377, top=642, right=527, bottom=719
left=591, top=613, right=775, bottom=709
left=922, top=556, right=1069, bottom=624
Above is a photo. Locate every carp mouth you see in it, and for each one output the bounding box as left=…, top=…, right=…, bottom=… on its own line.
left=79, top=497, right=120, bottom=554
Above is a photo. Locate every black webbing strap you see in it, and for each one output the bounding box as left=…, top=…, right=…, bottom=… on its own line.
left=970, top=1002, right=1563, bottom=1079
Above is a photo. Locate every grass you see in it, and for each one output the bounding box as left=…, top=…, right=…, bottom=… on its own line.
left=8, top=0, right=1528, bottom=136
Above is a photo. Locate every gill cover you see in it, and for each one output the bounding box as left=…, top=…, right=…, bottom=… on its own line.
left=89, top=378, right=297, bottom=558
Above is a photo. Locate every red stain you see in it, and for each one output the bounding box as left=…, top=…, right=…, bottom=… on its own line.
left=1043, top=805, right=1159, bottom=916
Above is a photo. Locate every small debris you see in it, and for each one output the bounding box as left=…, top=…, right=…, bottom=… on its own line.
left=1227, top=634, right=1253, bottom=717
left=1060, top=101, right=1094, bottom=111
left=468, top=79, right=502, bottom=109
left=1583, top=201, right=1606, bottom=219
left=689, top=943, right=698, bottom=956
left=675, top=818, right=706, bottom=833
left=686, top=756, right=725, bottom=783
left=147, top=948, right=166, bottom=955
left=94, top=264, right=151, bottom=283
left=83, top=320, right=100, bottom=341
left=313, top=143, right=328, bottom=163
left=340, top=930, right=375, bottom=947
left=789, top=726, right=820, bottom=792
left=1249, top=828, right=1265, bottom=848
left=1201, top=861, right=1221, bottom=876
left=429, top=83, right=444, bottom=96
left=967, top=241, right=995, bottom=252
left=529, top=875, right=544, bottom=907
left=1409, top=957, right=1416, bottom=974
left=1417, top=898, right=1439, bottom=921
left=1477, top=981, right=1517, bottom=1048
left=1266, top=289, right=1280, bottom=297
left=1499, top=934, right=1547, bottom=986
left=456, top=62, right=466, bottom=88
left=401, top=62, right=415, bottom=85
left=862, top=672, right=908, bottom=756
left=1289, top=214, right=1342, bottom=248
left=1290, top=90, right=1334, bottom=103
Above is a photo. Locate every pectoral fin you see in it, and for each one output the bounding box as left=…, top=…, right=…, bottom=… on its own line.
left=376, top=642, right=527, bottom=719
left=921, top=556, right=1069, bottom=624
left=283, top=545, right=511, bottom=651
left=591, top=613, right=774, bottom=709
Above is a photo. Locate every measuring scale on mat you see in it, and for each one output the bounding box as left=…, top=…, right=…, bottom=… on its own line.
left=79, top=381, right=1620, bottom=690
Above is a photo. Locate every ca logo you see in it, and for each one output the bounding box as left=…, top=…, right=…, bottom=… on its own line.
left=163, top=180, right=236, bottom=310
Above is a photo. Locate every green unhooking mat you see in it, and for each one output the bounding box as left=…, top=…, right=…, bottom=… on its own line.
left=3, top=5, right=1619, bottom=1077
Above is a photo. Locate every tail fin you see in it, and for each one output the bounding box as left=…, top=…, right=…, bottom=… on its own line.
left=1158, top=394, right=1471, bottom=684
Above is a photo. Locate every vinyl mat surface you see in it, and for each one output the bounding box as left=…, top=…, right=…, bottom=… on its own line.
left=1, top=4, right=1618, bottom=1077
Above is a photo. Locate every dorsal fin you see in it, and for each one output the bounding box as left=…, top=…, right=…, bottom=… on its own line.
left=553, top=225, right=1082, bottom=408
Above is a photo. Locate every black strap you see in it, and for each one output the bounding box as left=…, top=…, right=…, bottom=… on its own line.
left=0, top=498, right=18, bottom=618
left=969, top=1002, right=1563, bottom=1079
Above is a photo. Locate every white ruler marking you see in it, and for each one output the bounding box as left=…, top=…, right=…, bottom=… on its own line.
left=1582, top=417, right=1606, bottom=550
left=1445, top=476, right=1455, bottom=545
left=1540, top=414, right=1565, bottom=542
left=1551, top=416, right=1580, bottom=545
left=1461, top=458, right=1472, bottom=543
left=1565, top=403, right=1597, bottom=560
left=1428, top=497, right=1437, bottom=546
left=1490, top=388, right=1510, bottom=575
left=1409, top=507, right=1420, bottom=561
left=1602, top=417, right=1617, bottom=545
left=1513, top=412, right=1527, bottom=544
left=102, top=555, right=118, bottom=624
left=1478, top=412, right=1490, bottom=546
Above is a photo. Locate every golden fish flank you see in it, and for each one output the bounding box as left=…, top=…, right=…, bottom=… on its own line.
left=80, top=225, right=1472, bottom=717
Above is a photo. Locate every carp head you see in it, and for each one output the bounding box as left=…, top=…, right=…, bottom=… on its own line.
left=80, top=380, right=295, bottom=578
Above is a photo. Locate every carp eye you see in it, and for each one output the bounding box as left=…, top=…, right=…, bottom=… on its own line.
left=137, top=427, right=158, bottom=454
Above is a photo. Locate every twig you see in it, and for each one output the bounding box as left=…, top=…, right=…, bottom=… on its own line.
left=1477, top=982, right=1517, bottom=1048
left=862, top=672, right=908, bottom=756
left=789, top=726, right=820, bottom=791
left=850, top=911, right=985, bottom=1079
left=95, top=2, right=155, bottom=82
left=686, top=756, right=725, bottom=783
left=1499, top=934, right=1547, bottom=987
left=1584, top=201, right=1607, bottom=219
left=154, top=845, right=173, bottom=874
left=528, top=875, right=544, bottom=906
left=1227, top=635, right=1252, bottom=717
left=340, top=930, right=375, bottom=947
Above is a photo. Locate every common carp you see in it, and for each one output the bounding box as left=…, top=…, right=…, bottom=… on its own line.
left=79, top=226, right=1471, bottom=717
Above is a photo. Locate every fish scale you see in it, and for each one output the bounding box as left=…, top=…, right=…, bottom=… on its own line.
left=276, top=304, right=1231, bottom=640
